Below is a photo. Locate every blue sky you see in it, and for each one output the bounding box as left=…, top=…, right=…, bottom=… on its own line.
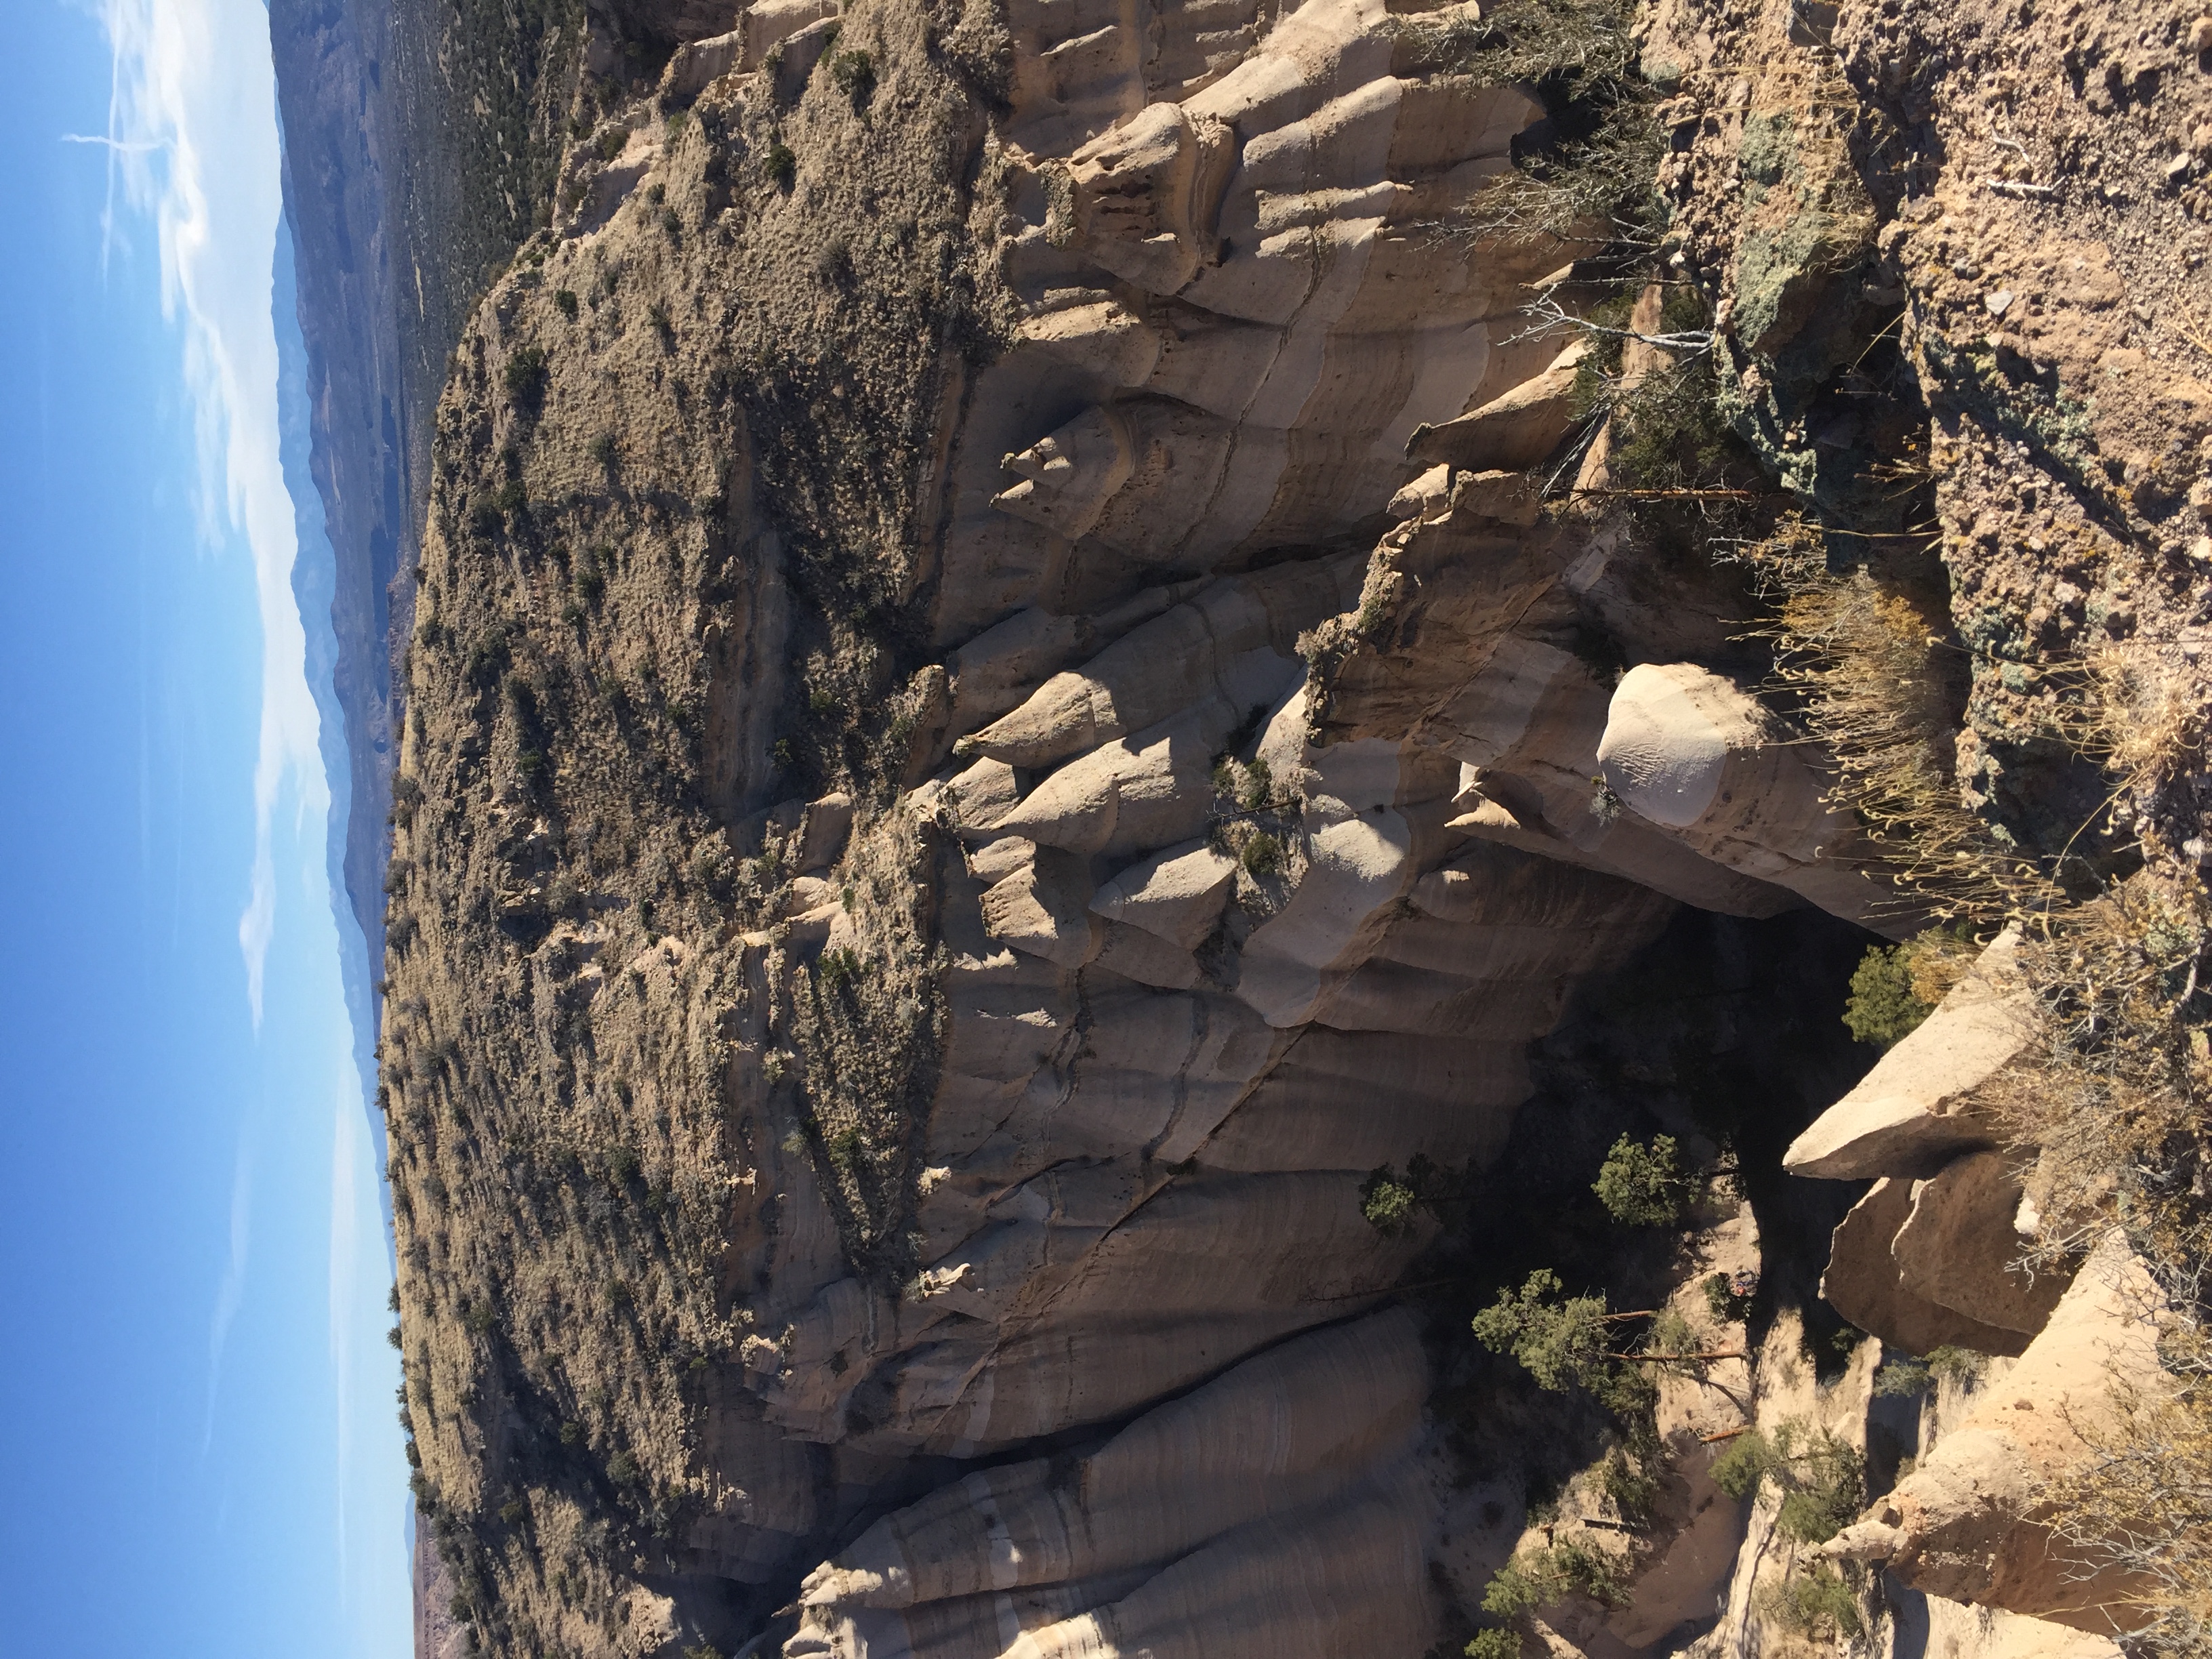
left=0, top=3, right=408, bottom=1655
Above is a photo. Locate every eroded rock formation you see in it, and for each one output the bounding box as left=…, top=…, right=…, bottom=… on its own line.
left=359, top=0, right=2211, bottom=1648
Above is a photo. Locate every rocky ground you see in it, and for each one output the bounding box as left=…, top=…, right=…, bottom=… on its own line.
left=371, top=0, right=2212, bottom=1654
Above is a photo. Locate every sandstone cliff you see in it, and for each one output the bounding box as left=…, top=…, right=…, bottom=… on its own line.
left=346, top=0, right=2212, bottom=1652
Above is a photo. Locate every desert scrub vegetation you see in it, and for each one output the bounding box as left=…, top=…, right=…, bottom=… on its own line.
left=1758, top=1561, right=1862, bottom=1641
left=785, top=804, right=948, bottom=1287
left=379, top=3, right=1027, bottom=1647
left=1733, top=519, right=2212, bottom=1650
left=1399, top=0, right=1662, bottom=253
left=1482, top=1533, right=1630, bottom=1618
left=1840, top=928, right=1980, bottom=1046
left=1734, top=514, right=2016, bottom=922
left=1708, top=1418, right=1865, bottom=1545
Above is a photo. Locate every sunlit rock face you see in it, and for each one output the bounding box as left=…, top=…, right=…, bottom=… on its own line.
left=671, top=4, right=1898, bottom=1654
left=382, top=0, right=1919, bottom=1651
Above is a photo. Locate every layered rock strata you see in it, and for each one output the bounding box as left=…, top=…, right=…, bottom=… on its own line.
left=370, top=0, right=2173, bottom=1650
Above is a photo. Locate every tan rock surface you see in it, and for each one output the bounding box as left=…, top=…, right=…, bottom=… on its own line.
left=1822, top=1177, right=2031, bottom=1359
left=1826, top=1235, right=2168, bottom=1632
left=1596, top=662, right=1910, bottom=936
left=1893, top=1151, right=2075, bottom=1338
left=1785, top=930, right=2030, bottom=1179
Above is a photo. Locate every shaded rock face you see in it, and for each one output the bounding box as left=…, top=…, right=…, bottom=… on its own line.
left=373, top=1, right=1952, bottom=1655
left=1824, top=1235, right=2169, bottom=1635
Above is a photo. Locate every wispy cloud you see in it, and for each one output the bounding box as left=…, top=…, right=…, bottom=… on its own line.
left=204, top=1139, right=253, bottom=1449
left=92, top=0, right=324, bottom=1025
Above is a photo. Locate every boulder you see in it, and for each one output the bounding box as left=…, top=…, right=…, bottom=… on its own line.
left=1892, top=1150, right=2075, bottom=1338
left=1820, top=1177, right=2030, bottom=1358
left=1824, top=1234, right=2168, bottom=1633
left=980, top=845, right=1101, bottom=968
left=944, top=755, right=1021, bottom=836
left=1053, top=100, right=1237, bottom=295
left=1407, top=340, right=1589, bottom=470
left=1595, top=661, right=1909, bottom=935
left=797, top=791, right=855, bottom=872
left=1784, top=929, right=2032, bottom=1179
left=991, top=405, right=1137, bottom=540
left=1089, top=840, right=1239, bottom=949
left=988, top=705, right=1228, bottom=859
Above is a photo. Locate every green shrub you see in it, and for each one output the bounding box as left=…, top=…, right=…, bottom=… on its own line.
left=1465, top=1632, right=1521, bottom=1659
left=1358, top=1156, right=1448, bottom=1234
left=765, top=140, right=796, bottom=190
left=1843, top=943, right=1932, bottom=1046
left=502, top=344, right=549, bottom=409
left=1240, top=833, right=1282, bottom=876
left=1712, top=1420, right=1864, bottom=1542
left=1601, top=1447, right=1660, bottom=1520
left=1593, top=1133, right=1689, bottom=1226
left=1711, top=1430, right=1779, bottom=1499
left=596, top=127, right=628, bottom=163
left=1240, top=757, right=1274, bottom=810
left=553, top=288, right=579, bottom=320
left=1704, top=1271, right=1755, bottom=1324
left=1873, top=1357, right=1932, bottom=1396
left=1777, top=1462, right=1862, bottom=1544
left=1482, top=1537, right=1628, bottom=1617
left=827, top=47, right=876, bottom=101
left=1473, top=1269, right=1612, bottom=1393
left=1926, top=1345, right=1987, bottom=1386
left=1763, top=1563, right=1862, bottom=1639
left=1359, top=1171, right=1417, bottom=1232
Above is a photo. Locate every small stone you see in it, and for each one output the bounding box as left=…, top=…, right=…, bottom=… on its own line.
left=2167, top=152, right=2196, bottom=184
left=2190, top=16, right=2212, bottom=53
left=2192, top=535, right=2212, bottom=562
left=1985, top=288, right=2015, bottom=316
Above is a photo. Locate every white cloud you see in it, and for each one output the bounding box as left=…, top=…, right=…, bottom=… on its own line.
left=203, top=1138, right=252, bottom=1449
left=94, top=0, right=325, bottom=1025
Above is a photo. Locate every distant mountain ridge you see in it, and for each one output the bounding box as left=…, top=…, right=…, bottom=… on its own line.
left=271, top=0, right=413, bottom=1130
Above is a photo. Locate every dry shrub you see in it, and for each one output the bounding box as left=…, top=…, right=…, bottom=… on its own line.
left=1984, top=875, right=2212, bottom=1278
left=1734, top=519, right=2212, bottom=1653
left=2080, top=645, right=2206, bottom=796
left=1978, top=874, right=2212, bottom=1659
left=2038, top=1365, right=2212, bottom=1656
left=1736, top=516, right=2030, bottom=921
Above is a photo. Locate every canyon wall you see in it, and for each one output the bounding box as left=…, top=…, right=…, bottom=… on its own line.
left=345, top=0, right=2212, bottom=1650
